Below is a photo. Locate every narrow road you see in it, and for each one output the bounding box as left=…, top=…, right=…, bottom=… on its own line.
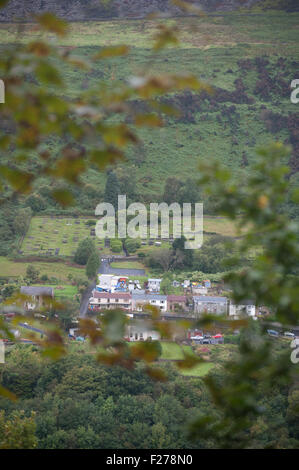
left=79, top=281, right=96, bottom=318
left=98, top=258, right=145, bottom=277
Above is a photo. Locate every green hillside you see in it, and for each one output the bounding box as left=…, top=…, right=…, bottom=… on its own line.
left=0, top=12, right=298, bottom=256
left=1, top=13, right=298, bottom=193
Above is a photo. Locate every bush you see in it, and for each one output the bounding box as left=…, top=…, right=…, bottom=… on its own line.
left=125, top=238, right=141, bottom=254
left=224, top=334, right=240, bottom=345
left=110, top=239, right=123, bottom=253
left=74, top=238, right=96, bottom=265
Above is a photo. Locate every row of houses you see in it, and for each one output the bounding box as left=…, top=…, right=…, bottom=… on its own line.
left=88, top=290, right=256, bottom=318
left=18, top=286, right=257, bottom=320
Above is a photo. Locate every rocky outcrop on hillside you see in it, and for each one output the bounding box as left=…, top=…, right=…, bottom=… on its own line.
left=0, top=0, right=262, bottom=21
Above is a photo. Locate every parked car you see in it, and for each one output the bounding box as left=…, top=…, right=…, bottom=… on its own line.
left=267, top=329, right=279, bottom=337
left=284, top=332, right=295, bottom=338
left=190, top=336, right=204, bottom=341
left=202, top=338, right=211, bottom=344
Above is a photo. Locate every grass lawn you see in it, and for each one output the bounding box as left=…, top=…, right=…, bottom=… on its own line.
left=160, top=342, right=195, bottom=360
left=180, top=362, right=214, bottom=377
left=160, top=342, right=213, bottom=377
left=161, top=342, right=185, bottom=360
left=32, top=284, right=78, bottom=299
left=110, top=261, right=146, bottom=270
left=0, top=256, right=87, bottom=282
left=203, top=217, right=248, bottom=237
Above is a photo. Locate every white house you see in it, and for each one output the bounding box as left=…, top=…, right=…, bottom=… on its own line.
left=132, top=293, right=167, bottom=312
left=20, top=286, right=54, bottom=311
left=229, top=300, right=256, bottom=318
left=147, top=279, right=162, bottom=293
left=193, top=296, right=228, bottom=315
left=125, top=320, right=160, bottom=342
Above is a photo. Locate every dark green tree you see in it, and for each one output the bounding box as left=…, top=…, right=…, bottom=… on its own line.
left=172, top=236, right=193, bottom=269
left=74, top=238, right=96, bottom=266
left=104, top=171, right=120, bottom=209
left=26, top=264, right=40, bottom=283
left=86, top=251, right=100, bottom=279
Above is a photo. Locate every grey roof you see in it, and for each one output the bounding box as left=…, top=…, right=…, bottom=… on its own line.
left=20, top=286, right=54, bottom=297
left=230, top=299, right=255, bottom=305
left=193, top=296, right=227, bottom=303
left=132, top=293, right=167, bottom=301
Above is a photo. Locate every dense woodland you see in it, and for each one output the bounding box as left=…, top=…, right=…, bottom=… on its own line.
left=1, top=341, right=298, bottom=449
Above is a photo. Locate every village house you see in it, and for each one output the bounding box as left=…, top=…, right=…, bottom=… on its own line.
left=125, top=320, right=160, bottom=342
left=193, top=296, right=228, bottom=315
left=147, top=278, right=162, bottom=293
left=89, top=291, right=132, bottom=311
left=167, top=295, right=188, bottom=313
left=20, top=286, right=54, bottom=311
left=191, top=285, right=208, bottom=295
left=131, top=292, right=167, bottom=312
left=229, top=300, right=256, bottom=318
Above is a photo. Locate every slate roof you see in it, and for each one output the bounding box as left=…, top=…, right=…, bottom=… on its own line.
left=193, top=296, right=227, bottom=303
left=20, top=286, right=54, bottom=297
left=132, top=293, right=167, bottom=301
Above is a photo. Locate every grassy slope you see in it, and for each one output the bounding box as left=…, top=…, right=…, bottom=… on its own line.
left=0, top=256, right=87, bottom=282
left=0, top=13, right=297, bottom=197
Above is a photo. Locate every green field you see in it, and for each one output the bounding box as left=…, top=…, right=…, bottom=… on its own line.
left=160, top=342, right=196, bottom=360
left=33, top=284, right=79, bottom=299
left=160, top=342, right=214, bottom=377
left=0, top=256, right=87, bottom=282
left=180, top=362, right=214, bottom=377
left=110, top=261, right=146, bottom=270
